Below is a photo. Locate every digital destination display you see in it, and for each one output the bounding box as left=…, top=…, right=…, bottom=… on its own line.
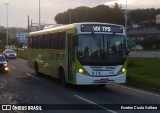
left=81, top=24, right=123, bottom=33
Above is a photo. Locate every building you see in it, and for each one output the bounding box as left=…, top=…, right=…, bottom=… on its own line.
left=127, top=22, right=160, bottom=40
left=127, top=21, right=160, bottom=49
left=16, top=32, right=28, bottom=44
left=0, top=26, right=5, bottom=33
left=29, top=22, right=53, bottom=32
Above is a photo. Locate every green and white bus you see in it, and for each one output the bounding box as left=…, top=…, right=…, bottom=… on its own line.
left=28, top=22, right=129, bottom=86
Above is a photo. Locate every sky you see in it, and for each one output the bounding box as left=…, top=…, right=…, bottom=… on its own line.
left=0, top=0, right=160, bottom=28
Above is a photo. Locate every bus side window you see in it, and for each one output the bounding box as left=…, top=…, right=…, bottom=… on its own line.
left=32, top=37, right=38, bottom=49
left=51, top=33, right=58, bottom=49
left=57, top=32, right=65, bottom=49
left=44, top=34, right=50, bottom=49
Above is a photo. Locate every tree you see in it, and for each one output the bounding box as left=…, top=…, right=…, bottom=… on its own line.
left=0, top=32, right=7, bottom=49
left=54, top=4, right=124, bottom=25
left=111, top=3, right=122, bottom=10
left=8, top=37, right=18, bottom=46
left=128, top=8, right=160, bottom=24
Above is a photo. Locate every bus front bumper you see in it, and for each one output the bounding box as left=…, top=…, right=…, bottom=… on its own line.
left=75, top=73, right=126, bottom=85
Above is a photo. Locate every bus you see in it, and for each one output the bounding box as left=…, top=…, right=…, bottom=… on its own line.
left=28, top=22, right=129, bottom=86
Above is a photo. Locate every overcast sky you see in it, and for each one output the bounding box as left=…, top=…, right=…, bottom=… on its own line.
left=0, top=0, right=160, bottom=28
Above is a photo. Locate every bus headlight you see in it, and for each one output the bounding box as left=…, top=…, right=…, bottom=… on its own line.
left=79, top=69, right=84, bottom=74
left=121, top=68, right=126, bottom=73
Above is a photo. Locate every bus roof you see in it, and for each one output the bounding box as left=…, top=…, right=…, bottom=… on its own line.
left=29, top=22, right=124, bottom=36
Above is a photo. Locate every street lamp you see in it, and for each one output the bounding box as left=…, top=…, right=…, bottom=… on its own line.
left=5, top=3, right=9, bottom=47
left=125, top=0, right=128, bottom=33
left=39, top=0, right=41, bottom=30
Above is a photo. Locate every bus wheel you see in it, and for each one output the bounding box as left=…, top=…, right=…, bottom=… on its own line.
left=59, top=68, right=67, bottom=86
left=34, top=62, right=40, bottom=77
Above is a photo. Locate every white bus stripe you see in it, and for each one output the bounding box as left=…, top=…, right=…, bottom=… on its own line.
left=74, top=95, right=117, bottom=113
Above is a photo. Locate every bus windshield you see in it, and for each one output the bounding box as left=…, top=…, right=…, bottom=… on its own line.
left=77, top=34, right=126, bottom=66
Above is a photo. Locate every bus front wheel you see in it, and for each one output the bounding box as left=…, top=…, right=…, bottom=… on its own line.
left=59, top=68, right=67, bottom=86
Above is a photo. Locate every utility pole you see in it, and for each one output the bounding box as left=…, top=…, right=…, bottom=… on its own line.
left=5, top=3, right=9, bottom=47
left=28, top=15, right=30, bottom=33
left=39, top=0, right=41, bottom=30
left=125, top=0, right=128, bottom=33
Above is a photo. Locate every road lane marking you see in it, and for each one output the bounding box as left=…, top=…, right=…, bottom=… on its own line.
left=18, top=58, right=27, bottom=62
left=112, top=84, right=160, bottom=98
left=9, top=65, right=16, bottom=69
left=74, top=95, right=117, bottom=113
left=26, top=73, right=40, bottom=81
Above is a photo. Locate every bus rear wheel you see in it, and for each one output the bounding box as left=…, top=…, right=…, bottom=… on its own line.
left=34, top=62, right=40, bottom=77
left=59, top=68, right=67, bottom=86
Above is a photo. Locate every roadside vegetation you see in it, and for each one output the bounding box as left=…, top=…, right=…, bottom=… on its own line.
left=16, top=50, right=28, bottom=60
left=127, top=57, right=160, bottom=93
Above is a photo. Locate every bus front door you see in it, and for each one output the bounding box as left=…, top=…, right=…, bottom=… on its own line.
left=66, top=33, right=74, bottom=82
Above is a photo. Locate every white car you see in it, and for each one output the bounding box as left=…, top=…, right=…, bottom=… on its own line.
left=3, top=49, right=17, bottom=59
left=132, top=45, right=143, bottom=50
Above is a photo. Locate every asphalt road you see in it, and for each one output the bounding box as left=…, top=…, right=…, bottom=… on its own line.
left=0, top=58, right=160, bottom=113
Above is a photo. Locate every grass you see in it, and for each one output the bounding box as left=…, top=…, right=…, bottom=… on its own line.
left=127, top=57, right=160, bottom=93
left=15, top=49, right=28, bottom=60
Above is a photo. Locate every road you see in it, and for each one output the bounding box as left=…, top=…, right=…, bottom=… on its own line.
left=0, top=58, right=160, bottom=113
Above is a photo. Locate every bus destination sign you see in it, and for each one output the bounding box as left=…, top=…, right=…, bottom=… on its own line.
left=81, top=24, right=123, bottom=33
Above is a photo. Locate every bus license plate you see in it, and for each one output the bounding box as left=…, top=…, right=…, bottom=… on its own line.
left=100, top=78, right=108, bottom=83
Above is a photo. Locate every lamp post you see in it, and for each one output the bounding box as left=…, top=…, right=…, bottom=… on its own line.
left=125, top=0, right=128, bottom=33
left=5, top=3, right=9, bottom=47
left=39, top=0, right=41, bottom=30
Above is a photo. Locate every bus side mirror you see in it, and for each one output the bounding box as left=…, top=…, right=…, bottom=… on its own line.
left=126, top=48, right=130, bottom=55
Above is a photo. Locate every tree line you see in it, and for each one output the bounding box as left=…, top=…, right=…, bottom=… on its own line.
left=0, top=32, right=18, bottom=50
left=54, top=3, right=160, bottom=26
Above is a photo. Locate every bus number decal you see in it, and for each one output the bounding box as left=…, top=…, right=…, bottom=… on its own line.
left=93, top=26, right=111, bottom=32
left=92, top=71, right=101, bottom=76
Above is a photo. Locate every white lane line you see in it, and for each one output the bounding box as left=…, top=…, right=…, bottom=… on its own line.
left=18, top=58, right=27, bottom=62
left=112, top=84, right=160, bottom=98
left=74, top=95, right=117, bottom=113
left=26, top=73, right=40, bottom=81
left=9, top=65, right=16, bottom=69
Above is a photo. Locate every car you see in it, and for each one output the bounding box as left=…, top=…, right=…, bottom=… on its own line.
left=131, top=45, right=143, bottom=50
left=3, top=49, right=17, bottom=59
left=0, top=55, right=9, bottom=73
